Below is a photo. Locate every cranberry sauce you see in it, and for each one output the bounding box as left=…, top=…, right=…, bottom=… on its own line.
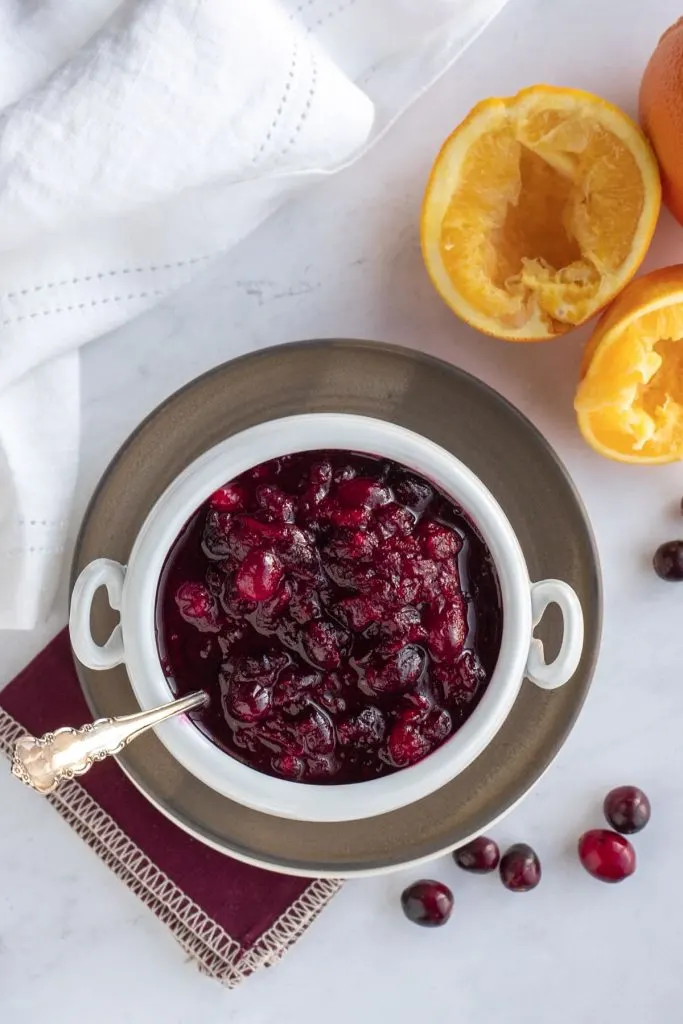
left=156, top=450, right=502, bottom=785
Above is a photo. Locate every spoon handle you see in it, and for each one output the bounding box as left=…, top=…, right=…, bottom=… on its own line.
left=11, top=690, right=207, bottom=795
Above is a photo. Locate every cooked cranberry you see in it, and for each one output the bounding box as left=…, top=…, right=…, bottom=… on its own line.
left=256, top=484, right=296, bottom=523
left=653, top=540, right=683, bottom=581
left=603, top=786, right=651, bottom=834
left=417, top=521, right=463, bottom=561
left=334, top=595, right=383, bottom=632
left=374, top=503, right=416, bottom=538
left=364, top=645, right=426, bottom=695
left=223, top=678, right=272, bottom=723
left=499, top=844, right=541, bottom=891
left=337, top=706, right=386, bottom=747
left=202, top=510, right=234, bottom=559
left=271, top=754, right=305, bottom=779
left=454, top=836, right=500, bottom=873
left=234, top=549, right=284, bottom=602
left=424, top=598, right=468, bottom=661
left=294, top=705, right=335, bottom=754
left=209, top=482, right=247, bottom=511
left=157, top=449, right=502, bottom=785
left=174, top=582, right=220, bottom=633
left=401, top=880, right=453, bottom=927
left=302, top=619, right=347, bottom=670
left=393, top=475, right=434, bottom=512
left=578, top=829, right=636, bottom=882
left=335, top=477, right=391, bottom=509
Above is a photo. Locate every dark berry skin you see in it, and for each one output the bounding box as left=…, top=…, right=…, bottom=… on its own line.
left=453, top=836, right=500, bottom=874
left=400, top=880, right=453, bottom=927
left=499, top=843, right=541, bottom=892
left=604, top=786, right=651, bottom=834
left=653, top=540, right=683, bottom=581
left=578, top=829, right=636, bottom=882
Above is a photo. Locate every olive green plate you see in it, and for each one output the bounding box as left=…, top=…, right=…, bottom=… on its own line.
left=72, top=340, right=601, bottom=877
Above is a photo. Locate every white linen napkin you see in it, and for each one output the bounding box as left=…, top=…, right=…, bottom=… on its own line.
left=0, top=0, right=508, bottom=629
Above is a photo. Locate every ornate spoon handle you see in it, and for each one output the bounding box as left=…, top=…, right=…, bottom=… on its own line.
left=11, top=690, right=208, bottom=795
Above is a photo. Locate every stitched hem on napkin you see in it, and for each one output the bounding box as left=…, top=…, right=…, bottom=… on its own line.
left=0, top=707, right=341, bottom=987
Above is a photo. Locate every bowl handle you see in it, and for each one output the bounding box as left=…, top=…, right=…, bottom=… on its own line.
left=69, top=559, right=127, bottom=671
left=525, top=579, right=584, bottom=690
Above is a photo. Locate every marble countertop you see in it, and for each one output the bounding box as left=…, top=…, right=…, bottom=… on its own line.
left=4, top=0, right=683, bottom=1020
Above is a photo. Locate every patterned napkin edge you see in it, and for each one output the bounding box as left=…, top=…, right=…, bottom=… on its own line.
left=0, top=707, right=341, bottom=987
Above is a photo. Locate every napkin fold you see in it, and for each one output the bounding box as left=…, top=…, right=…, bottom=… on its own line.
left=0, top=629, right=342, bottom=985
left=0, top=0, right=509, bottom=630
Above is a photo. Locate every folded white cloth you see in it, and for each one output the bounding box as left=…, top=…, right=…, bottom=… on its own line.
left=0, top=0, right=508, bottom=629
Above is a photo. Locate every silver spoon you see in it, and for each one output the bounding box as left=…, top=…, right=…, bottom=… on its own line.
left=11, top=690, right=208, bottom=795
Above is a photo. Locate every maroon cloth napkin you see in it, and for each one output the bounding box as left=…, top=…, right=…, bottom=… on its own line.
left=0, top=630, right=340, bottom=986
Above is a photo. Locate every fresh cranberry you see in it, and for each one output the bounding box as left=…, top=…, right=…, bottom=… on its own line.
left=234, top=549, right=284, bottom=602
left=603, top=786, right=651, bottom=834
left=578, top=830, right=636, bottom=882
left=653, top=540, right=683, bottom=581
left=499, top=844, right=541, bottom=891
left=453, top=836, right=500, bottom=873
left=174, top=582, right=220, bottom=633
left=401, top=880, right=453, bottom=927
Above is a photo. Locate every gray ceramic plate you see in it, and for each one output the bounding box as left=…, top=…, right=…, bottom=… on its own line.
left=72, top=340, right=601, bottom=877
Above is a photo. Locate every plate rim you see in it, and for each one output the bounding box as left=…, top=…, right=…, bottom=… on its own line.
left=71, top=338, right=602, bottom=877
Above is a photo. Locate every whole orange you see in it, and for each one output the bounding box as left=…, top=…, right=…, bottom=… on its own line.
left=640, top=19, right=683, bottom=225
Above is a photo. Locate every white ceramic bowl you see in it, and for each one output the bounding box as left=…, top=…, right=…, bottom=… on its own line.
left=69, top=414, right=584, bottom=822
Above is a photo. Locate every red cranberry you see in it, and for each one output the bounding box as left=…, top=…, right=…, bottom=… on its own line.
left=387, top=715, right=430, bottom=767
left=603, top=786, right=651, bottom=834
left=653, top=540, right=683, bottom=581
left=223, top=678, right=272, bottom=723
left=174, top=582, right=220, bottom=633
left=401, top=880, right=453, bottom=927
left=424, top=598, right=468, bottom=661
left=256, top=484, right=296, bottom=523
left=302, top=619, right=347, bottom=670
left=499, top=843, right=541, bottom=891
left=272, top=754, right=305, bottom=779
left=417, top=521, right=463, bottom=561
left=364, top=645, right=426, bottom=695
left=336, top=706, right=386, bottom=747
left=209, top=483, right=247, bottom=511
left=202, top=510, right=234, bottom=559
left=294, top=705, right=335, bottom=755
left=453, top=836, right=500, bottom=873
left=234, top=549, right=284, bottom=602
left=334, top=595, right=383, bottom=632
left=374, top=503, right=416, bottom=538
left=578, top=830, right=636, bottom=883
left=335, top=477, right=391, bottom=509
left=393, top=475, right=434, bottom=512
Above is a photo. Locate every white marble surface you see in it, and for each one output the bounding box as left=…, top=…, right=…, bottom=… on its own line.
left=3, top=0, right=683, bottom=1019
